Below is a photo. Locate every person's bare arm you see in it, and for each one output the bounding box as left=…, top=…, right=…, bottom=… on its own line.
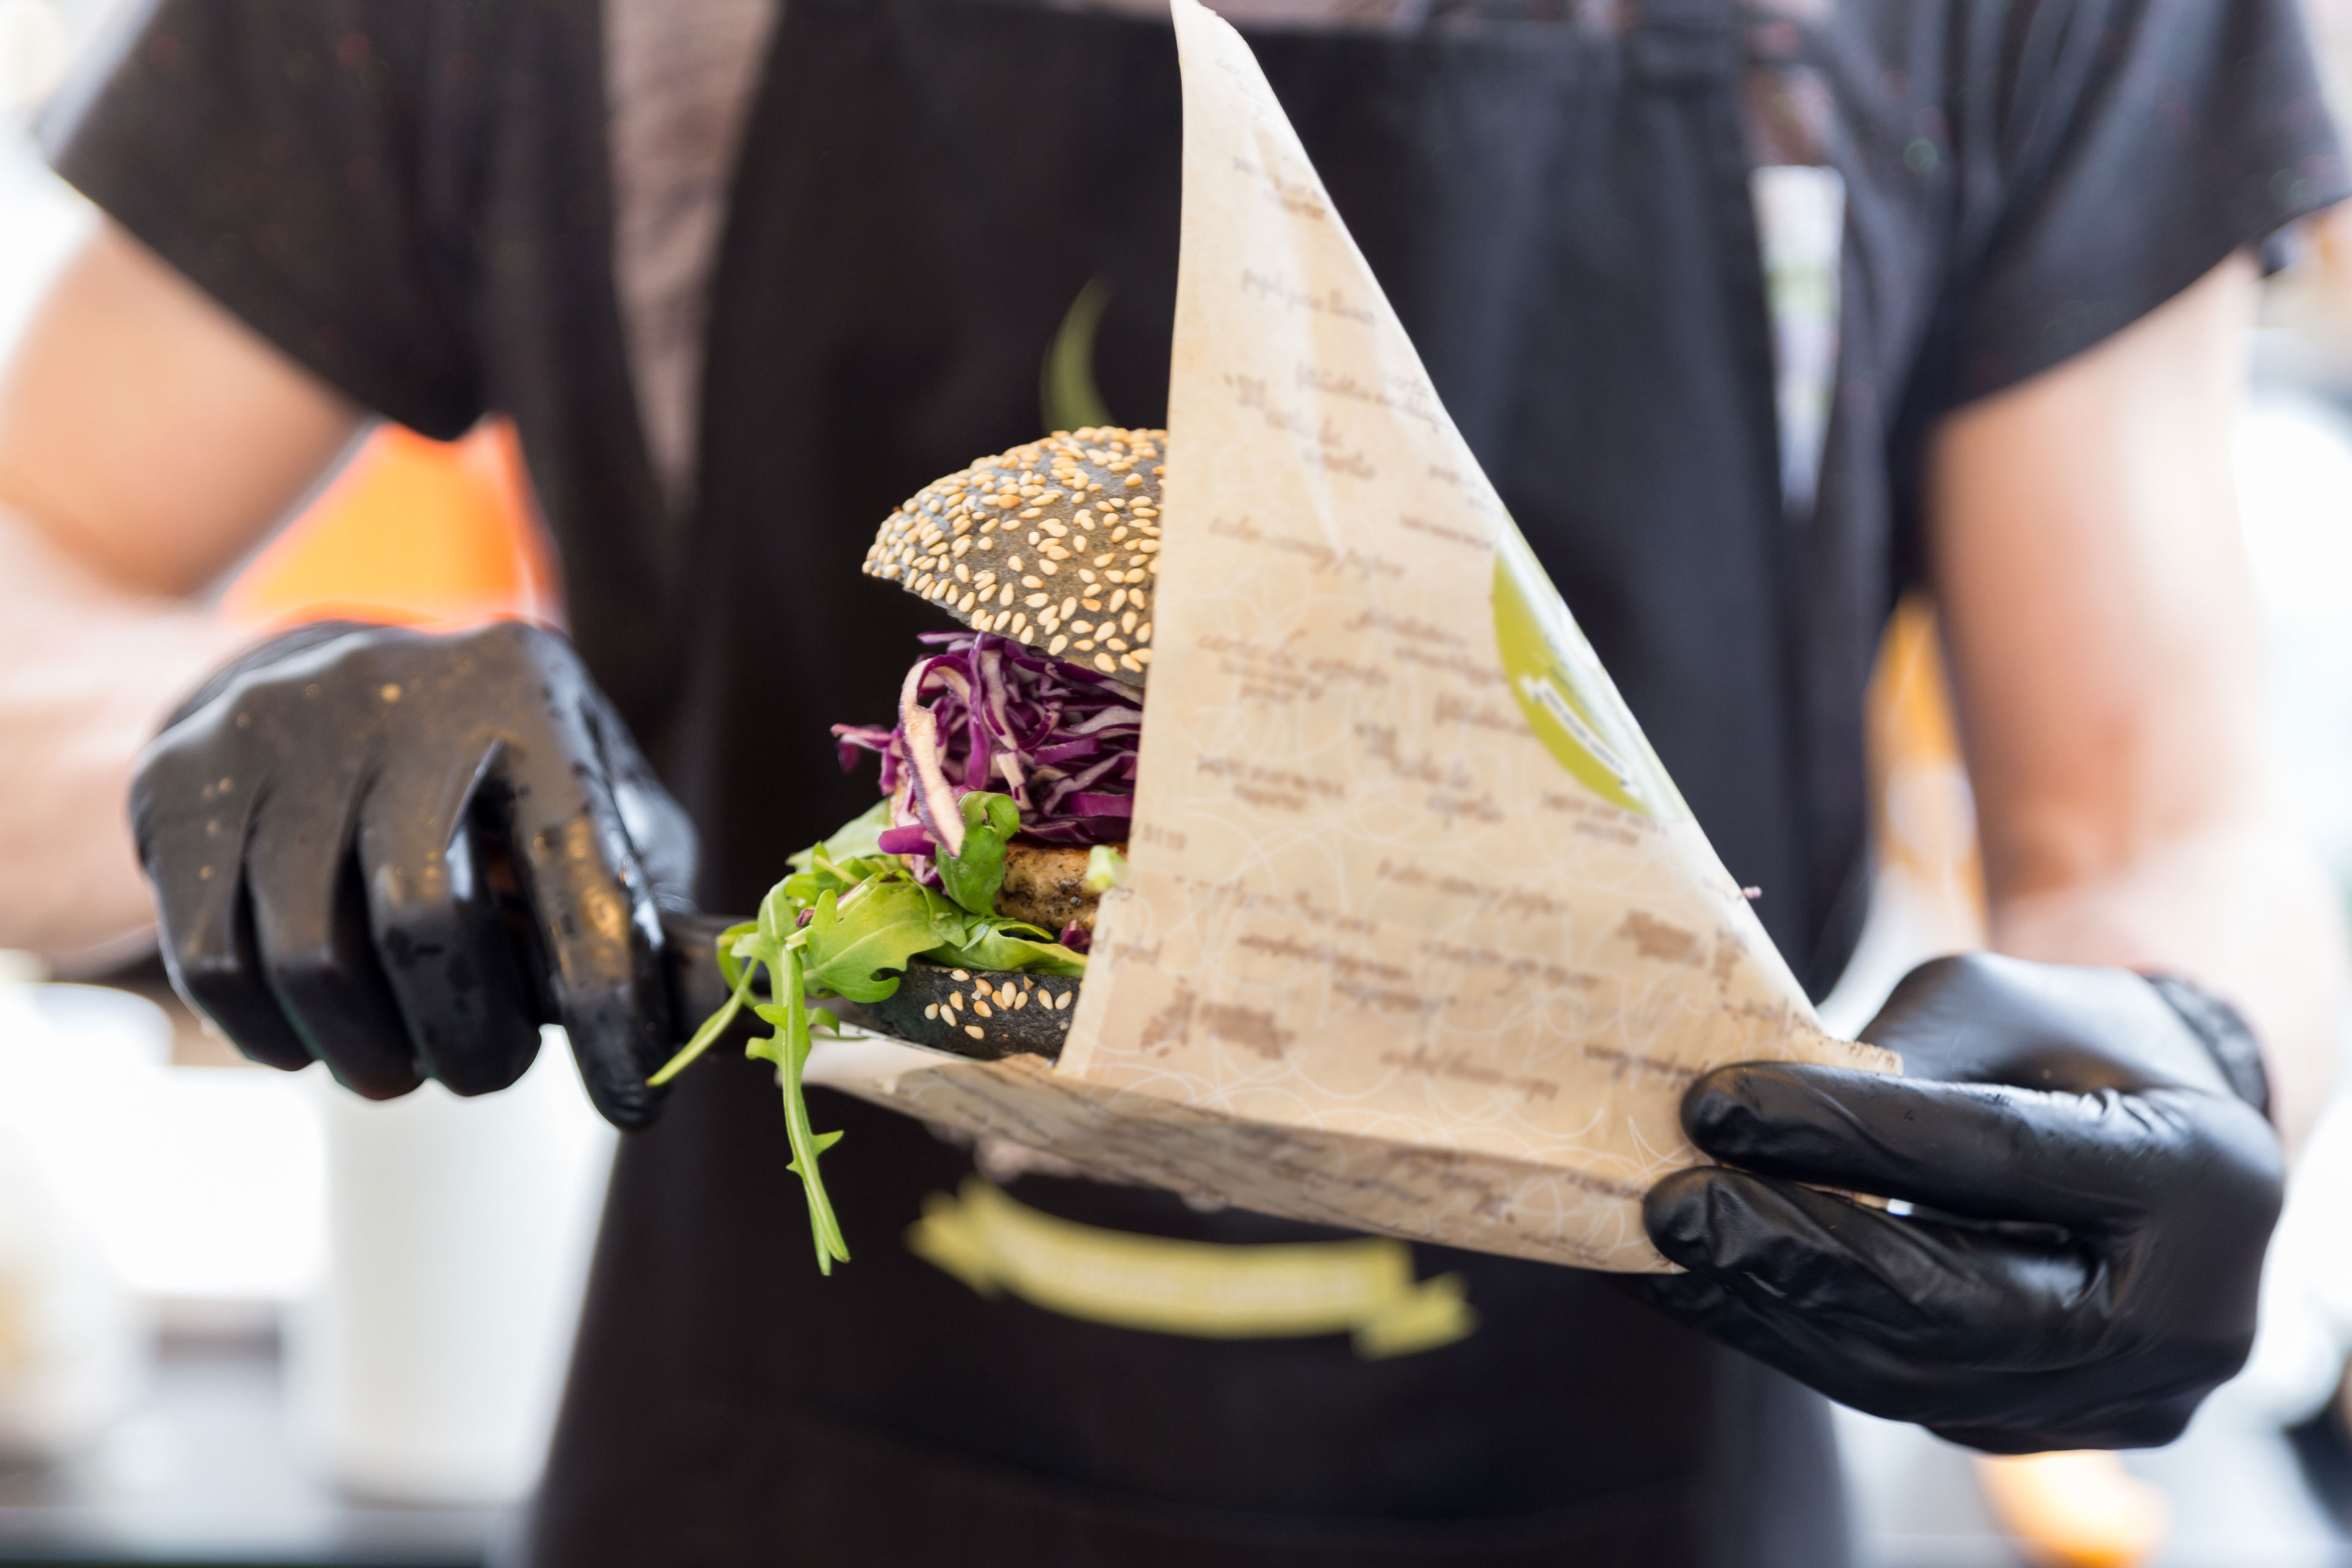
left=0, top=219, right=362, bottom=968
left=1931, top=251, right=2348, bottom=1150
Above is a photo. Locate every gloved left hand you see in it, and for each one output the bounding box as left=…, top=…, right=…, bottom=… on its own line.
left=130, top=620, right=698, bottom=1128
left=1634, top=952, right=2283, bottom=1452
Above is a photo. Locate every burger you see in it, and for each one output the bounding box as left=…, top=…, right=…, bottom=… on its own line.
left=658, top=423, right=1161, bottom=1072
left=653, top=428, right=1164, bottom=1268
left=831, top=423, right=1164, bottom=1057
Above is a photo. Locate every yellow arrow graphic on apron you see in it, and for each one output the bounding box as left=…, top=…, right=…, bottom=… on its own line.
left=908, top=1178, right=1478, bottom=1360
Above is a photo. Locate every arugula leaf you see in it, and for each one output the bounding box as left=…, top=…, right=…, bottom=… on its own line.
left=930, top=919, right=1090, bottom=977
left=747, top=943, right=850, bottom=1273
left=662, top=794, right=1099, bottom=1276
left=646, top=888, right=852, bottom=1274
left=783, top=851, right=895, bottom=910
left=646, top=918, right=760, bottom=1088
left=799, top=881, right=963, bottom=1002
left=936, top=791, right=1019, bottom=917
left=788, top=798, right=892, bottom=873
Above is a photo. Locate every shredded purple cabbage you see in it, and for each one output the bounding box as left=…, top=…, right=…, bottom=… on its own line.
left=834, top=631, right=1141, bottom=864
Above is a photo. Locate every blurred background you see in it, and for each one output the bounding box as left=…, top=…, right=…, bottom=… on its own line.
left=10, top=1, right=2352, bottom=1565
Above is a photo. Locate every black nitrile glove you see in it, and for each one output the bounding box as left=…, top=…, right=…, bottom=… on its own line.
left=1635, top=952, right=2283, bottom=1452
left=131, top=620, right=697, bottom=1128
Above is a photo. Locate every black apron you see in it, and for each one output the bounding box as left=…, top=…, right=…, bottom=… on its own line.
left=529, top=1, right=1849, bottom=1562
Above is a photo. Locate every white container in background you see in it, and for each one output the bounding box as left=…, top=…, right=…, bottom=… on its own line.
left=289, top=1028, right=613, bottom=1505
left=0, top=1136, right=143, bottom=1460
left=0, top=974, right=164, bottom=1460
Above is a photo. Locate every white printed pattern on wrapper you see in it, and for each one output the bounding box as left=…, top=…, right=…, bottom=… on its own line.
left=821, top=0, right=1893, bottom=1272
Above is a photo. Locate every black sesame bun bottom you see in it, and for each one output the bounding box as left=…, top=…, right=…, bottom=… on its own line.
left=663, top=914, right=1072, bottom=1064
left=856, top=960, right=1077, bottom=1060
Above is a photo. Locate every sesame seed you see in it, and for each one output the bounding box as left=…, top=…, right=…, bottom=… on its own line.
left=965, top=1024, right=986, bottom=1040
left=1056, top=991, right=1074, bottom=1010
left=974, top=1000, right=993, bottom=1018
left=1121, top=609, right=1139, bottom=633
left=1071, top=620, right=1093, bottom=635
left=954, top=563, right=971, bottom=584
left=1137, top=624, right=1152, bottom=643
left=1107, top=637, right=1128, bottom=651
left=998, top=584, right=1013, bottom=606
left=1012, top=613, right=1029, bottom=635
left=1060, top=597, right=1077, bottom=619
left=924, top=1004, right=939, bottom=1020
left=949, top=992, right=965, bottom=1011
left=1022, top=576, right=1042, bottom=590
left=1048, top=635, right=1068, bottom=655
left=1082, top=598, right=1103, bottom=611
left=1120, top=653, right=1143, bottom=672
left=1025, top=592, right=1049, bottom=608
left=951, top=970, right=970, bottom=981
left=958, top=591, right=977, bottom=612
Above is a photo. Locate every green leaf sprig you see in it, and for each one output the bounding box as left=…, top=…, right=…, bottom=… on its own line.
left=649, top=794, right=1088, bottom=1272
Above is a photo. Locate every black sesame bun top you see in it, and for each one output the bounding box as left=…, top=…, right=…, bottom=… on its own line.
left=863, top=428, right=1164, bottom=682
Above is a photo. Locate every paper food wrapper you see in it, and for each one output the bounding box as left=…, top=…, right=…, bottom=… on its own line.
left=809, top=0, right=1895, bottom=1272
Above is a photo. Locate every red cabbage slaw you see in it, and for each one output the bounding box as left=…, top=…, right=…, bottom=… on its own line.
left=834, top=631, right=1140, bottom=865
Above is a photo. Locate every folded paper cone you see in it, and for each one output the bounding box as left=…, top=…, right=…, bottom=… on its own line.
left=809, top=0, right=1894, bottom=1272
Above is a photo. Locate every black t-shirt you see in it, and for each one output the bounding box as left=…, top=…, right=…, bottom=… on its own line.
left=42, top=0, right=2348, bottom=984
left=37, top=1, right=2350, bottom=1563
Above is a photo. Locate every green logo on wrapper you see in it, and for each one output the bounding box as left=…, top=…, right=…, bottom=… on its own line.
left=1491, top=519, right=1689, bottom=820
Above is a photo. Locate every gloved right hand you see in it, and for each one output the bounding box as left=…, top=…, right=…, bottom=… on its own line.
left=1632, top=954, right=2282, bottom=1452
left=130, top=620, right=698, bottom=1128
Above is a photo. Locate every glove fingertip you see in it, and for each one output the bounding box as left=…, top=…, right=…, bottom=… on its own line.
left=1679, top=1066, right=1779, bottom=1157
left=560, top=991, right=671, bottom=1131
left=1641, top=1167, right=1721, bottom=1264
left=579, top=1053, right=667, bottom=1130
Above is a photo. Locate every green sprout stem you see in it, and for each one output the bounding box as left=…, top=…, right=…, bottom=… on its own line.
left=651, top=796, right=1084, bottom=1275
left=760, top=942, right=850, bottom=1273
left=647, top=921, right=759, bottom=1088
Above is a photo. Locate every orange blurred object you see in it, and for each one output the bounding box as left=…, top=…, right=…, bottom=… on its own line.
left=1865, top=594, right=1986, bottom=940
left=218, top=417, right=562, bottom=631
left=1975, top=1452, right=2171, bottom=1568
